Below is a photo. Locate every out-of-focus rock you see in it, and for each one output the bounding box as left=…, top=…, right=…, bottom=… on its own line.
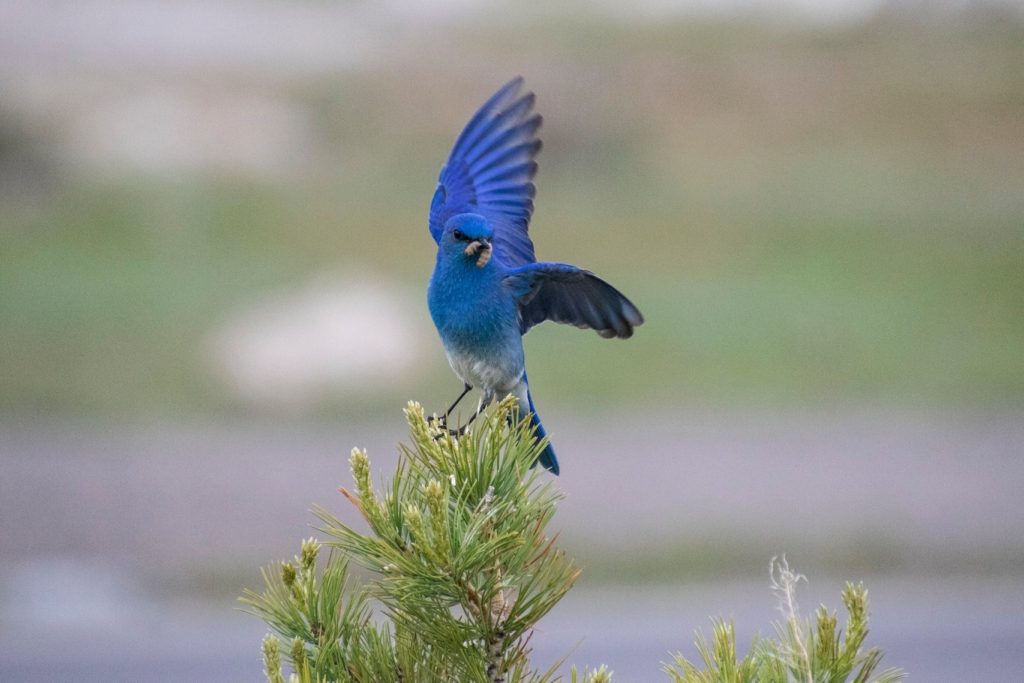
left=207, top=269, right=424, bottom=408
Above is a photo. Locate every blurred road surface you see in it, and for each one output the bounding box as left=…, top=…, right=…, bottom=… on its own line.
left=2, top=577, right=1022, bottom=681
left=1, top=410, right=1022, bottom=680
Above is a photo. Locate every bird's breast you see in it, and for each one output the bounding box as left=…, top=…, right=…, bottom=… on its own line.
left=428, top=261, right=512, bottom=341
left=428, top=262, right=524, bottom=392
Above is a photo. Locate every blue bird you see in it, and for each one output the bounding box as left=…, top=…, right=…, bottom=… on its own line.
left=426, top=78, right=643, bottom=475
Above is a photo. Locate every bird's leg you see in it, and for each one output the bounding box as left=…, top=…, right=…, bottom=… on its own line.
left=429, top=384, right=472, bottom=431
left=442, top=384, right=472, bottom=420
left=450, top=394, right=491, bottom=435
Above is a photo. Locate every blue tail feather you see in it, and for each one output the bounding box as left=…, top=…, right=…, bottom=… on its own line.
left=525, top=387, right=559, bottom=476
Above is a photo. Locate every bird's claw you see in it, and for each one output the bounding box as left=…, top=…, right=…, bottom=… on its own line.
left=427, top=415, right=469, bottom=440
left=427, top=414, right=447, bottom=441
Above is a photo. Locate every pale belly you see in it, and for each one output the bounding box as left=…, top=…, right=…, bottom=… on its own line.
left=446, top=348, right=524, bottom=397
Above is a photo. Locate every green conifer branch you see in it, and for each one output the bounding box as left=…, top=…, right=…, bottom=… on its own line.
left=243, top=403, right=904, bottom=683
left=663, top=557, right=905, bottom=683
left=316, top=397, right=578, bottom=682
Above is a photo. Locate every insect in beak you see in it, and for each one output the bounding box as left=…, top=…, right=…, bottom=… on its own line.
left=464, top=239, right=492, bottom=268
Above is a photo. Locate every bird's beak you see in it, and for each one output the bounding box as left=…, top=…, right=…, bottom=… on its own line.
left=465, top=238, right=492, bottom=267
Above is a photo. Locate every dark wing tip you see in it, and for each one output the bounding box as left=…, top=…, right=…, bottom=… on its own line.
left=592, top=276, right=643, bottom=339
left=624, top=301, right=644, bottom=327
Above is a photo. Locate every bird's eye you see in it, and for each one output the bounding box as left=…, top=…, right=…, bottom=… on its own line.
left=453, top=229, right=465, bottom=241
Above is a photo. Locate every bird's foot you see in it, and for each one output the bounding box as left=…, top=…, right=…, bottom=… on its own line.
left=427, top=414, right=447, bottom=440
left=429, top=416, right=472, bottom=440
left=427, top=415, right=467, bottom=440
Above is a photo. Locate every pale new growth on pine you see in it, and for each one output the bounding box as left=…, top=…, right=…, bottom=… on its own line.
left=243, top=400, right=904, bottom=683
left=243, top=397, right=585, bottom=682
left=663, top=557, right=905, bottom=683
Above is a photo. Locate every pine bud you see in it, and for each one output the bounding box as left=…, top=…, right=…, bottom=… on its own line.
left=300, top=537, right=320, bottom=571
left=262, top=634, right=285, bottom=683
left=281, top=562, right=296, bottom=588
left=405, top=401, right=433, bottom=445
left=350, top=448, right=373, bottom=500
left=423, top=479, right=449, bottom=557
left=290, top=638, right=306, bottom=669
left=349, top=447, right=383, bottom=526
left=423, top=479, right=445, bottom=514
left=405, top=503, right=426, bottom=542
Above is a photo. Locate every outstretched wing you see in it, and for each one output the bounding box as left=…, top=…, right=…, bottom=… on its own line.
left=504, top=262, right=644, bottom=339
left=428, top=77, right=542, bottom=267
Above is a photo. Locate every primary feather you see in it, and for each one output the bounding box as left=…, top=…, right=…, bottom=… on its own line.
left=428, top=77, right=541, bottom=268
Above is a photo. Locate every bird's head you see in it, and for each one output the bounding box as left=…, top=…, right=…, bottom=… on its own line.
left=442, top=213, right=494, bottom=268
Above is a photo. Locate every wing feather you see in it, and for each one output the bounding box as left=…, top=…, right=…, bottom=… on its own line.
left=428, top=78, right=542, bottom=267
left=504, top=263, right=644, bottom=338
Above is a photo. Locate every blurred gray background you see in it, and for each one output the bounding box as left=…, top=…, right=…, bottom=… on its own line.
left=2, top=0, right=1023, bottom=680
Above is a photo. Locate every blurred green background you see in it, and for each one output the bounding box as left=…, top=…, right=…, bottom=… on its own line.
left=4, top=11, right=1022, bottom=418
left=2, top=2, right=1024, bottom=680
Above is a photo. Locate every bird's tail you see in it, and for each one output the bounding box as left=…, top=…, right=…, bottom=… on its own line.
left=524, top=386, right=559, bottom=476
